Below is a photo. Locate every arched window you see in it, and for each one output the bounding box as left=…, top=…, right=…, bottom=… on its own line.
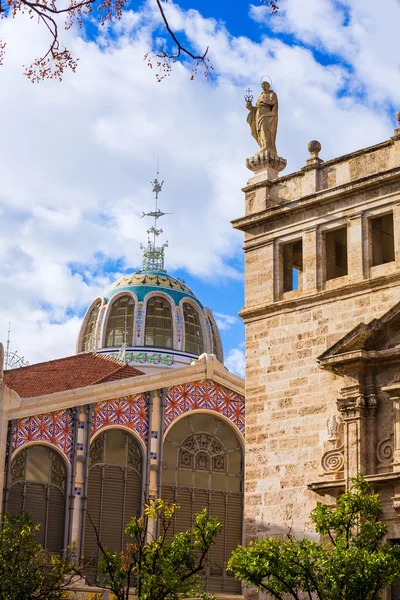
left=162, top=414, right=243, bottom=593
left=144, top=297, right=173, bottom=349
left=183, top=303, right=204, bottom=355
left=83, top=429, right=143, bottom=584
left=83, top=302, right=100, bottom=352
left=105, top=296, right=135, bottom=348
left=8, top=445, right=67, bottom=552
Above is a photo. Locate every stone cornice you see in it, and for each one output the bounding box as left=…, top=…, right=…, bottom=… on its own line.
left=7, top=354, right=244, bottom=420
left=239, top=271, right=400, bottom=323
left=233, top=166, right=400, bottom=233
left=319, top=347, right=400, bottom=372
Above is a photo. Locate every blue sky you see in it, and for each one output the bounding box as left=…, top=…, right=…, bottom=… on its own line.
left=0, top=0, right=399, bottom=375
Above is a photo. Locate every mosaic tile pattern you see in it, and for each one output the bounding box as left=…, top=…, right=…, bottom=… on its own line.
left=164, top=380, right=245, bottom=435
left=13, top=410, right=74, bottom=460
left=91, top=394, right=148, bottom=442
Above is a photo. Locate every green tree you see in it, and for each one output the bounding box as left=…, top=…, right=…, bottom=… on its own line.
left=228, top=475, right=400, bottom=600
left=0, top=512, right=76, bottom=600
left=89, top=498, right=222, bottom=600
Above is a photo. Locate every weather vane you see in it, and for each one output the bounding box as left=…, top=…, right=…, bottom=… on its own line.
left=140, top=161, right=172, bottom=273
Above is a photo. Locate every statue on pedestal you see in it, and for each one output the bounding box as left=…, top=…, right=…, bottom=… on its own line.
left=246, top=79, right=278, bottom=156
left=245, top=77, right=286, bottom=179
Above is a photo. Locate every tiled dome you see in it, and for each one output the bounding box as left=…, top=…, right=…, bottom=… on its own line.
left=77, top=269, right=223, bottom=372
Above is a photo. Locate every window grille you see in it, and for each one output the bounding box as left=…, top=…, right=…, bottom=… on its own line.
left=144, top=297, right=173, bottom=349
left=8, top=445, right=66, bottom=552
left=183, top=303, right=204, bottom=355
left=83, top=429, right=143, bottom=585
left=162, top=414, right=243, bottom=593
left=105, top=296, right=135, bottom=348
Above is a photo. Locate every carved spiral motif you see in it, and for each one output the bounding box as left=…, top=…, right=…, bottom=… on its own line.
left=321, top=445, right=344, bottom=472
left=376, top=436, right=394, bottom=463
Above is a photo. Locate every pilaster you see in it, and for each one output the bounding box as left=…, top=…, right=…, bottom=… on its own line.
left=348, top=214, right=364, bottom=281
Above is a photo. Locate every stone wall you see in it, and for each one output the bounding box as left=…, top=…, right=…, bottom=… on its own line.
left=233, top=121, right=400, bottom=542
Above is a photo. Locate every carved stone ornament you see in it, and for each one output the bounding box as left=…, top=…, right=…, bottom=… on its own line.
left=326, top=415, right=342, bottom=441
left=392, top=495, right=400, bottom=513
left=337, top=395, right=369, bottom=417
left=321, top=444, right=344, bottom=473
left=246, top=151, right=287, bottom=176
left=376, top=435, right=394, bottom=463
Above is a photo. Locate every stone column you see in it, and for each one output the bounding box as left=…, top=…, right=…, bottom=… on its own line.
left=337, top=367, right=368, bottom=488
left=348, top=214, right=364, bottom=281
left=393, top=202, right=400, bottom=270
left=303, top=227, right=318, bottom=293
left=147, top=390, right=161, bottom=541
left=71, top=407, right=88, bottom=551
left=246, top=240, right=275, bottom=306
left=382, top=384, right=400, bottom=512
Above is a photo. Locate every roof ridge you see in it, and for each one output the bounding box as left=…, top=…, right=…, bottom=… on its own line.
left=94, top=352, right=127, bottom=367
left=90, top=362, right=127, bottom=385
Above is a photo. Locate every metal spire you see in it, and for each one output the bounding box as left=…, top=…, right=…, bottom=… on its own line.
left=140, top=163, right=170, bottom=272
left=4, top=321, right=29, bottom=370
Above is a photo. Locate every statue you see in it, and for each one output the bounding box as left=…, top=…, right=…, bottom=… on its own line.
left=246, top=79, right=278, bottom=156
left=326, top=415, right=342, bottom=441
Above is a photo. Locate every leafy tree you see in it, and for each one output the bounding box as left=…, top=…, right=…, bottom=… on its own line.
left=0, top=512, right=77, bottom=600
left=228, top=475, right=400, bottom=600
left=0, top=0, right=278, bottom=81
left=88, top=498, right=222, bottom=600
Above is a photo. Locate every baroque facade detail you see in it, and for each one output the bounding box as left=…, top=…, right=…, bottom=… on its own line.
left=13, top=409, right=74, bottom=461
left=164, top=380, right=245, bottom=435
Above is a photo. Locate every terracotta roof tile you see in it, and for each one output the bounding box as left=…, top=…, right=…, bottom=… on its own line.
left=3, top=353, right=144, bottom=398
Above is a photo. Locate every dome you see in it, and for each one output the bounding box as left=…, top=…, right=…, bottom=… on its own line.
left=106, top=271, right=203, bottom=308
left=76, top=269, right=224, bottom=373
left=76, top=174, right=223, bottom=372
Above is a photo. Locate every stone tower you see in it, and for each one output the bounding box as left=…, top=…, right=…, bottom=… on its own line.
left=233, top=113, right=400, bottom=545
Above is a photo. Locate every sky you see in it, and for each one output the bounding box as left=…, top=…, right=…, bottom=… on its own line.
left=0, top=0, right=400, bottom=378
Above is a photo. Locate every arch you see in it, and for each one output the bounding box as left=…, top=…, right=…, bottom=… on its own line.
left=83, top=427, right=144, bottom=584
left=161, top=413, right=243, bottom=594
left=7, top=443, right=68, bottom=552
left=182, top=301, right=204, bottom=355
left=79, top=298, right=103, bottom=353
left=144, top=294, right=173, bottom=350
left=104, top=294, right=135, bottom=348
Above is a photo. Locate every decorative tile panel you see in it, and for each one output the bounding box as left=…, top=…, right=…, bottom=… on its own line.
left=91, top=394, right=148, bottom=442
left=13, top=410, right=74, bottom=461
left=164, top=380, right=245, bottom=435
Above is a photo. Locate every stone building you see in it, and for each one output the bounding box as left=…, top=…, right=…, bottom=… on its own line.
left=0, top=177, right=245, bottom=598
left=233, top=111, right=400, bottom=582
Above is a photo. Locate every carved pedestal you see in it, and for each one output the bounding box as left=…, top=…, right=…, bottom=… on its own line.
left=246, top=151, right=287, bottom=183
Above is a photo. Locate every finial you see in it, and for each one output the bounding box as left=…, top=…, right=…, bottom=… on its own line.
left=306, top=140, right=323, bottom=167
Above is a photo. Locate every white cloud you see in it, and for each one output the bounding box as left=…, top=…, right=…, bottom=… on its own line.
left=214, top=312, right=239, bottom=331
left=0, top=0, right=399, bottom=365
left=225, top=344, right=245, bottom=378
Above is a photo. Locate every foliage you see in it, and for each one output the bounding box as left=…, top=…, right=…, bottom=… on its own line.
left=0, top=511, right=77, bottom=600
left=228, top=475, right=400, bottom=600
left=0, top=0, right=278, bottom=82
left=90, top=498, right=222, bottom=600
